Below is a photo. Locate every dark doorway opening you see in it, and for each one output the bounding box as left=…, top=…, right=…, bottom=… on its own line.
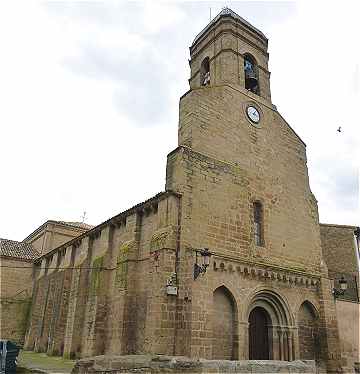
left=249, top=307, right=270, bottom=360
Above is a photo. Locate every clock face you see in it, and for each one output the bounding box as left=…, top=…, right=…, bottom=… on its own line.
left=247, top=106, right=260, bottom=124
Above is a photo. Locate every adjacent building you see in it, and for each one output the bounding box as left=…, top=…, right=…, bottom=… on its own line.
left=0, top=221, right=92, bottom=345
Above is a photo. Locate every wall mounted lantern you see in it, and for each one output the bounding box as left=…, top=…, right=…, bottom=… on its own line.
left=194, top=248, right=212, bottom=280
left=332, top=276, right=348, bottom=298
left=166, top=272, right=178, bottom=296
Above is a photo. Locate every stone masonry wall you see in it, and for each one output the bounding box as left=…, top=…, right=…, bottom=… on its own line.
left=25, top=192, right=181, bottom=360
left=0, top=257, right=33, bottom=345
left=320, top=224, right=359, bottom=371
left=298, top=302, right=319, bottom=361
left=175, top=85, right=322, bottom=272
left=164, top=79, right=342, bottom=370
left=0, top=257, right=33, bottom=298
left=320, top=224, right=359, bottom=302
left=335, top=300, right=360, bottom=372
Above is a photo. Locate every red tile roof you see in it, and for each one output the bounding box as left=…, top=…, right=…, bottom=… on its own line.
left=0, top=238, right=39, bottom=260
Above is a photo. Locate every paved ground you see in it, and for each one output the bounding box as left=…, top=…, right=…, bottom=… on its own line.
left=17, top=351, right=76, bottom=373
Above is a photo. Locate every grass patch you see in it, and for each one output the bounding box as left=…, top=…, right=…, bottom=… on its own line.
left=17, top=350, right=75, bottom=373
left=17, top=367, right=43, bottom=373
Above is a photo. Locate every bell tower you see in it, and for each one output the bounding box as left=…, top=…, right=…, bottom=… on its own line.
left=170, top=6, right=323, bottom=278
left=178, top=8, right=278, bottom=164
left=188, top=8, right=271, bottom=101
left=167, top=11, right=343, bottom=370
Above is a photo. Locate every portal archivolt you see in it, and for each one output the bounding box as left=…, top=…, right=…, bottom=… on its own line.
left=247, top=290, right=295, bottom=361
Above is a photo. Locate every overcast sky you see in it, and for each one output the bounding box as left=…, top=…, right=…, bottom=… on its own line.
left=0, top=1, right=359, bottom=241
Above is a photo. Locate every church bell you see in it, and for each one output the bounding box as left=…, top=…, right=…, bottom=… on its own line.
left=245, top=70, right=258, bottom=90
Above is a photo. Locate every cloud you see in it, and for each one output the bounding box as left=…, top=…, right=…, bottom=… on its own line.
left=268, top=1, right=360, bottom=226
left=63, top=42, right=175, bottom=126
left=351, top=64, right=359, bottom=95
left=0, top=2, right=358, bottom=241
left=53, top=2, right=188, bottom=127
left=327, top=168, right=357, bottom=208
left=45, top=2, right=186, bottom=36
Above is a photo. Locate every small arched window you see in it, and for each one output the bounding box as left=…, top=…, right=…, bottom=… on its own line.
left=253, top=201, right=263, bottom=246
left=200, top=57, right=210, bottom=86
left=244, top=55, right=259, bottom=95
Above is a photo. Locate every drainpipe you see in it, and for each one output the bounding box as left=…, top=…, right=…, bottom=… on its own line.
left=353, top=227, right=360, bottom=301
left=354, top=227, right=360, bottom=256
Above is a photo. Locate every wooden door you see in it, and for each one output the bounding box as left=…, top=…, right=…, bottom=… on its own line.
left=249, top=307, right=269, bottom=360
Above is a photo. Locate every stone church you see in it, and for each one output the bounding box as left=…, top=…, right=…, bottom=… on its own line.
left=1, top=8, right=359, bottom=374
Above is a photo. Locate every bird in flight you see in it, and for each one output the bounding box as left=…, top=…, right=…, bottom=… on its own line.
left=337, top=126, right=342, bottom=133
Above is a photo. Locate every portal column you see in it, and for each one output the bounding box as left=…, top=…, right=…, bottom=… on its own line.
left=287, top=328, right=297, bottom=361
left=292, top=327, right=300, bottom=360
left=279, top=328, right=285, bottom=360
left=269, top=325, right=280, bottom=360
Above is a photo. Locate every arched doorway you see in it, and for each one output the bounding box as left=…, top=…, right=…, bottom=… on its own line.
left=298, top=301, right=319, bottom=360
left=249, top=307, right=270, bottom=359
left=247, top=290, right=294, bottom=361
left=212, top=286, right=238, bottom=360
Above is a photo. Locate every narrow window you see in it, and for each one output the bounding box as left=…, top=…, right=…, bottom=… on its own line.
left=253, top=201, right=263, bottom=246
left=200, top=57, right=210, bottom=86
left=244, top=55, right=259, bottom=94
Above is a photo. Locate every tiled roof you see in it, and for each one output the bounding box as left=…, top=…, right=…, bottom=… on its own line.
left=192, top=7, right=267, bottom=47
left=35, top=190, right=181, bottom=263
left=23, top=220, right=94, bottom=242
left=0, top=238, right=39, bottom=260
left=320, top=223, right=358, bottom=230
left=56, top=221, right=94, bottom=230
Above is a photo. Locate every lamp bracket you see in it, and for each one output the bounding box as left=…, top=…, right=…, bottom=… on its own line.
left=332, top=288, right=345, bottom=298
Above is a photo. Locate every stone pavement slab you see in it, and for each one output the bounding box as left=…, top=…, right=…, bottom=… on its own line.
left=73, top=355, right=317, bottom=373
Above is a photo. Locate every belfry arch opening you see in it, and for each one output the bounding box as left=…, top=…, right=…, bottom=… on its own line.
left=212, top=286, right=238, bottom=360
left=200, top=57, right=210, bottom=86
left=244, top=54, right=259, bottom=94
